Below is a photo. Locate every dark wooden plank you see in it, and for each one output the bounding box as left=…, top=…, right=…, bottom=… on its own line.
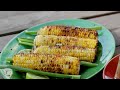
left=91, top=70, right=103, bottom=79
left=0, top=11, right=117, bottom=35
left=114, top=46, right=120, bottom=56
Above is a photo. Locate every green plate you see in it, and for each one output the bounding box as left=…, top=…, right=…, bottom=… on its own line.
left=0, top=19, right=115, bottom=79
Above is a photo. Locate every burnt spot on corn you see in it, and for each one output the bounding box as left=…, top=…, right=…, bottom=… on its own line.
left=65, top=61, right=70, bottom=65
left=48, top=28, right=51, bottom=32
left=51, top=39, right=54, bottom=43
left=41, top=60, right=43, bottom=63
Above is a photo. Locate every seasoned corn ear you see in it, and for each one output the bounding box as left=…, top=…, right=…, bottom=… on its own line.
left=33, top=46, right=96, bottom=62
left=34, top=35, right=97, bottom=49
left=13, top=53, right=80, bottom=75
left=37, top=25, right=98, bottom=39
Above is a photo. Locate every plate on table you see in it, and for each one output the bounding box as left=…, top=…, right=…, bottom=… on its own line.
left=0, top=19, right=115, bottom=79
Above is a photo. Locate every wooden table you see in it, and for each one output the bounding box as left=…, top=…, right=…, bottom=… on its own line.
left=0, top=11, right=120, bottom=79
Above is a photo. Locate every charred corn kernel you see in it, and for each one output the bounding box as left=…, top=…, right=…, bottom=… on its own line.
left=13, top=53, right=80, bottom=75
left=34, top=35, right=98, bottom=49
left=33, top=46, right=96, bottom=62
left=37, top=25, right=98, bottom=39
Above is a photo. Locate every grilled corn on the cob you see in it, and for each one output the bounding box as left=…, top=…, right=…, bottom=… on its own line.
left=33, top=46, right=96, bottom=62
left=37, top=25, right=98, bottom=39
left=34, top=35, right=98, bottom=49
left=13, top=53, right=80, bottom=75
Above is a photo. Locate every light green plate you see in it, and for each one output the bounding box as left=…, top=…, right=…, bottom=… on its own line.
left=0, top=19, right=115, bottom=79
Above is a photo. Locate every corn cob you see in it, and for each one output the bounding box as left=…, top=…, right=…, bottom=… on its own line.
left=34, top=35, right=98, bottom=49
left=33, top=46, right=96, bottom=62
left=37, top=25, right=98, bottom=39
left=13, top=53, right=80, bottom=75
